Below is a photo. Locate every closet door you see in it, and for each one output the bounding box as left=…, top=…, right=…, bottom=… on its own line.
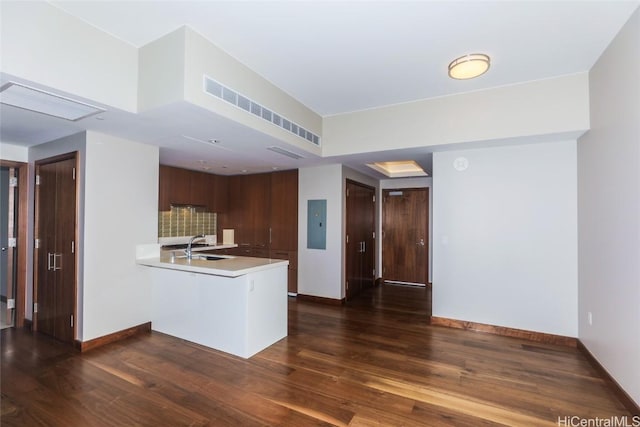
left=345, top=180, right=376, bottom=300
left=35, top=155, right=77, bottom=343
left=35, top=162, right=57, bottom=337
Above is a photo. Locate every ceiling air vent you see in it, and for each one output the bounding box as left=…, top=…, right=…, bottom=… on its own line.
left=204, top=75, right=320, bottom=146
left=0, top=81, right=105, bottom=121
left=267, top=146, right=304, bottom=160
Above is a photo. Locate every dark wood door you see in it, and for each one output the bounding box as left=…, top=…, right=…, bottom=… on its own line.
left=345, top=181, right=375, bottom=300
left=382, top=188, right=428, bottom=285
left=35, top=155, right=77, bottom=343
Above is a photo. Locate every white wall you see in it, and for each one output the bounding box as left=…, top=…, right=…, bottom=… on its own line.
left=81, top=132, right=158, bottom=341
left=138, top=28, right=186, bottom=112
left=323, top=73, right=589, bottom=157
left=577, top=8, right=640, bottom=406
left=1, top=1, right=138, bottom=112
left=433, top=141, right=578, bottom=336
left=298, top=164, right=343, bottom=299
left=0, top=143, right=28, bottom=162
left=380, top=177, right=433, bottom=283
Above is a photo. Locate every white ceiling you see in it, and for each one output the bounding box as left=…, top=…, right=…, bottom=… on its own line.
left=1, top=1, right=638, bottom=177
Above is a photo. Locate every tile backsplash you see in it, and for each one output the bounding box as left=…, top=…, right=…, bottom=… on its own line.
left=158, top=206, right=217, bottom=238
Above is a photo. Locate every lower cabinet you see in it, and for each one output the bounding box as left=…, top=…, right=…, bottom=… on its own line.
left=270, top=250, right=297, bottom=294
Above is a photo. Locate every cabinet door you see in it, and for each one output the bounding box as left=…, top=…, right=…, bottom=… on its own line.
left=270, top=170, right=298, bottom=251
left=189, top=171, right=209, bottom=208
left=248, top=173, right=271, bottom=248
left=158, top=165, right=172, bottom=211
left=269, top=250, right=297, bottom=293
left=226, top=175, right=251, bottom=244
left=208, top=174, right=228, bottom=213
left=160, top=166, right=191, bottom=207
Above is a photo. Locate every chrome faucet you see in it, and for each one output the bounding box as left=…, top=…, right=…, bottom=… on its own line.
left=185, top=234, right=205, bottom=260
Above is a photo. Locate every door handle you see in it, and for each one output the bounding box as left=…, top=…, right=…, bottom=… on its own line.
left=417, top=239, right=425, bottom=246
left=54, top=253, right=62, bottom=271
left=362, top=241, right=366, bottom=253
left=48, top=252, right=62, bottom=271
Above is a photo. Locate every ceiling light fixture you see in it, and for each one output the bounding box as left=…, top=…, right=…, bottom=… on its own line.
left=448, top=53, right=490, bottom=80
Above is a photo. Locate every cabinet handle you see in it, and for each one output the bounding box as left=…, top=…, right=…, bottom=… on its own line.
left=269, top=227, right=272, bottom=244
left=48, top=252, right=54, bottom=271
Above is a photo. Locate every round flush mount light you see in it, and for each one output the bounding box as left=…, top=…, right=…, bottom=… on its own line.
left=448, top=53, right=490, bottom=80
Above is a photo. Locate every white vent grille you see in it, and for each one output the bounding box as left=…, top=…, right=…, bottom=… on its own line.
left=0, top=81, right=105, bottom=121
left=204, top=75, right=320, bottom=146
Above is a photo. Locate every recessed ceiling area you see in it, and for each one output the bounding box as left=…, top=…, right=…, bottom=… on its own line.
left=2, top=1, right=638, bottom=178
left=367, top=161, right=428, bottom=178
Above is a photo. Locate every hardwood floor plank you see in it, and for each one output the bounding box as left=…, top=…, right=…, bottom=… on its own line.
left=1, top=284, right=632, bottom=426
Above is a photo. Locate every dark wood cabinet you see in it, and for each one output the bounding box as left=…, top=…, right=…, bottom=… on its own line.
left=246, top=173, right=271, bottom=248
left=270, top=170, right=298, bottom=252
left=270, top=250, right=298, bottom=294
left=220, top=170, right=298, bottom=292
left=226, top=175, right=250, bottom=244
left=223, top=170, right=297, bottom=251
left=158, top=165, right=228, bottom=214
left=208, top=173, right=228, bottom=213
left=159, top=165, right=191, bottom=210
left=160, top=166, right=298, bottom=292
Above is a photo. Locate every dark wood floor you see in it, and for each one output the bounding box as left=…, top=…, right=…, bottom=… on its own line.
left=1, top=283, right=630, bottom=426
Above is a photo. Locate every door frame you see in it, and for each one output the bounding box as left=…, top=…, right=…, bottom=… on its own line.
left=33, top=152, right=79, bottom=340
left=0, top=160, right=28, bottom=328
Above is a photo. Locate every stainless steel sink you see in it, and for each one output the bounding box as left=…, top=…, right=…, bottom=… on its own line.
left=168, top=252, right=233, bottom=262
left=197, top=255, right=227, bottom=261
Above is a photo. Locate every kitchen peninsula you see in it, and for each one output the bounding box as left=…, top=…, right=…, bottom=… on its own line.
left=137, top=244, right=288, bottom=358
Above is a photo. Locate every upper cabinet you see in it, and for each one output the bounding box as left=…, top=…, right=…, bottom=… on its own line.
left=159, top=166, right=298, bottom=252
left=159, top=165, right=190, bottom=210
left=158, top=165, right=228, bottom=212
left=222, top=170, right=298, bottom=252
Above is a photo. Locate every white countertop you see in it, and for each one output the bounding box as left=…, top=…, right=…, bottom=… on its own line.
left=136, top=244, right=288, bottom=278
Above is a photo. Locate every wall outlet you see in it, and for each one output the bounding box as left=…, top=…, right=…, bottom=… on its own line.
left=588, top=311, right=593, bottom=326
